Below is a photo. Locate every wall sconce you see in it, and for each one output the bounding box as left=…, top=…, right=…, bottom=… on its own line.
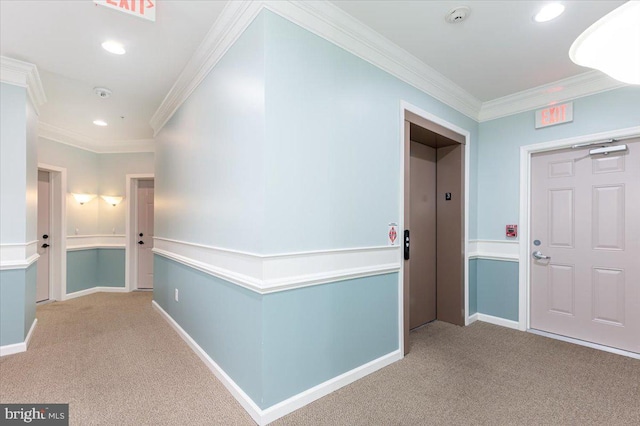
left=71, top=193, right=97, bottom=205
left=101, top=195, right=124, bottom=206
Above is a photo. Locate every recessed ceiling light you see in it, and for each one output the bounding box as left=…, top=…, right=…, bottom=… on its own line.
left=93, top=120, right=108, bottom=127
left=101, top=40, right=126, bottom=55
left=534, top=3, right=565, bottom=23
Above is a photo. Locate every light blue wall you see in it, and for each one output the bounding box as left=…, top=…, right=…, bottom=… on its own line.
left=261, top=273, right=398, bottom=408
left=66, top=250, right=98, bottom=293
left=66, top=248, right=125, bottom=293
left=475, top=259, right=519, bottom=321
left=0, top=263, right=34, bottom=346
left=1, top=82, right=38, bottom=348
left=97, top=249, right=125, bottom=287
left=25, top=95, right=38, bottom=243
left=477, top=86, right=640, bottom=240
left=151, top=8, right=482, bottom=411
left=155, top=12, right=266, bottom=253
left=263, top=11, right=478, bottom=252
left=24, top=264, right=36, bottom=337
left=154, top=256, right=264, bottom=403
left=469, top=259, right=478, bottom=316
left=0, top=269, right=26, bottom=346
left=154, top=255, right=398, bottom=409
left=1, top=83, right=28, bottom=244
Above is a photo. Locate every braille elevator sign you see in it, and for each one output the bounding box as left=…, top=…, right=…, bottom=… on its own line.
left=94, top=0, right=156, bottom=22
left=535, top=102, right=573, bottom=129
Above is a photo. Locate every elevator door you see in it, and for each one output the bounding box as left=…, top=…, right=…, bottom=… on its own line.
left=409, top=141, right=437, bottom=329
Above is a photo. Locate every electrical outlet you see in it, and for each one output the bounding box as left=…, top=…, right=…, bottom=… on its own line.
left=174, top=289, right=179, bottom=302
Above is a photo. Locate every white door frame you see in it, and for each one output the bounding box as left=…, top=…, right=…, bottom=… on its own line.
left=125, top=173, right=154, bottom=291
left=37, top=163, right=67, bottom=301
left=517, top=125, right=640, bottom=332
left=399, top=101, right=472, bottom=355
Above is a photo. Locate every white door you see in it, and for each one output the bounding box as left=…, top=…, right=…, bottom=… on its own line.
left=530, top=138, right=640, bottom=354
left=137, top=180, right=154, bottom=289
left=36, top=170, right=50, bottom=302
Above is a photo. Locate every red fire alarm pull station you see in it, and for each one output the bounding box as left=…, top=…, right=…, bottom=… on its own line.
left=506, top=224, right=517, bottom=238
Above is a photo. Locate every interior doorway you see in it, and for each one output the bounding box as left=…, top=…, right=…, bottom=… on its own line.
left=136, top=179, right=154, bottom=289
left=403, top=109, right=467, bottom=354
left=36, top=170, right=51, bottom=303
left=125, top=174, right=155, bottom=291
left=36, top=164, right=66, bottom=302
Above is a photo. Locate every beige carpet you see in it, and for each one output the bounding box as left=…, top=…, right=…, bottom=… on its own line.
left=1, top=293, right=639, bottom=425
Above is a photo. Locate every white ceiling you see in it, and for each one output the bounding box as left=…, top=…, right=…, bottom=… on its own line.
left=331, top=0, right=625, bottom=101
left=0, top=0, right=226, bottom=142
left=0, top=1, right=627, bottom=145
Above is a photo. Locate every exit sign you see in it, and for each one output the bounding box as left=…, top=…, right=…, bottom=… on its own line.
left=535, top=102, right=573, bottom=129
left=94, top=0, right=156, bottom=22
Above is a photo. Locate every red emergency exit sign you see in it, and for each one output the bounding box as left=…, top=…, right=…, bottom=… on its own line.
left=535, top=102, right=573, bottom=129
left=94, top=0, right=156, bottom=22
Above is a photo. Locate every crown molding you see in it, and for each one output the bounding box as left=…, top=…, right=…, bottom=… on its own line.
left=149, top=1, right=482, bottom=136
left=150, top=1, right=634, bottom=132
left=149, top=0, right=264, bottom=135
left=38, top=122, right=154, bottom=154
left=478, top=70, right=627, bottom=122
left=0, top=56, right=47, bottom=116
left=264, top=0, right=482, bottom=119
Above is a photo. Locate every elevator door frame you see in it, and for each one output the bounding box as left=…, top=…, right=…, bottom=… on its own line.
left=399, top=101, right=471, bottom=356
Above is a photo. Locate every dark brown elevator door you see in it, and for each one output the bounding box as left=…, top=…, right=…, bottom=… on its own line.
left=409, top=141, right=436, bottom=329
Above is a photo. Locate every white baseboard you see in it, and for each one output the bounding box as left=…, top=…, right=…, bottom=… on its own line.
left=64, top=286, right=128, bottom=300
left=152, top=300, right=264, bottom=423
left=467, top=313, right=478, bottom=324
left=261, top=349, right=402, bottom=424
left=152, top=300, right=402, bottom=425
left=0, top=318, right=37, bottom=357
left=25, top=317, right=37, bottom=348
left=477, top=313, right=520, bottom=330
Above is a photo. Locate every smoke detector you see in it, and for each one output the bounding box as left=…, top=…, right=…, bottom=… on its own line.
left=94, top=87, right=112, bottom=99
left=446, top=6, right=471, bottom=24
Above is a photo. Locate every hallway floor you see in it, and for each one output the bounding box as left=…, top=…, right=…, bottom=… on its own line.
left=1, top=292, right=638, bottom=425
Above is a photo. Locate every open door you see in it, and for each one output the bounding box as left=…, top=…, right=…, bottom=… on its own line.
left=403, top=111, right=466, bottom=354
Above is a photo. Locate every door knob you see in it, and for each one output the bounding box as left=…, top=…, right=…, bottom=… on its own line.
left=42, top=243, right=50, bottom=248
left=138, top=241, right=144, bottom=245
left=532, top=250, right=550, bottom=260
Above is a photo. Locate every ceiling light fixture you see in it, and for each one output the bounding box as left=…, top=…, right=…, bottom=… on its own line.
left=101, top=40, right=126, bottom=55
left=93, top=119, right=108, bottom=127
left=569, top=1, right=640, bottom=85
left=534, top=3, right=565, bottom=23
